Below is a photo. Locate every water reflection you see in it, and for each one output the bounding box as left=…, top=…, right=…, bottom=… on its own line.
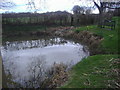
left=1, top=37, right=89, bottom=88
left=3, top=38, right=70, bottom=51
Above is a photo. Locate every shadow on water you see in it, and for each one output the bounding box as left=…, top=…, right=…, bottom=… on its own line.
left=1, top=36, right=89, bottom=88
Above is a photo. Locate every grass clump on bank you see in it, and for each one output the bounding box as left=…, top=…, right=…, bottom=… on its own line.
left=61, top=55, right=119, bottom=88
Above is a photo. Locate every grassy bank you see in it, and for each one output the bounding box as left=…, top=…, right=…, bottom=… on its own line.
left=74, top=17, right=119, bottom=54
left=61, top=17, right=119, bottom=88
left=61, top=55, right=119, bottom=88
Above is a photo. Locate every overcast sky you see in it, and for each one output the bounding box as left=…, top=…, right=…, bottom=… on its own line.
left=0, top=0, right=99, bottom=13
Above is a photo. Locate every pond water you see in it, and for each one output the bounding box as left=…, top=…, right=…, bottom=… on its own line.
left=1, top=37, right=89, bottom=87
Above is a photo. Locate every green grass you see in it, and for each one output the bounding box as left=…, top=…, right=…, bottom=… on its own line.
left=61, top=17, right=120, bottom=88
left=74, top=17, right=119, bottom=54
left=61, top=55, right=119, bottom=88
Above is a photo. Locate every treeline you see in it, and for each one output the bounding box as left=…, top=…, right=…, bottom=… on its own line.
left=2, top=11, right=98, bottom=26
left=2, top=10, right=119, bottom=26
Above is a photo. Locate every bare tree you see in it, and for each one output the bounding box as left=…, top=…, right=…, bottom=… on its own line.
left=0, top=0, right=16, bottom=9
left=25, top=56, right=47, bottom=88
left=26, top=0, right=46, bottom=13
left=84, top=0, right=120, bottom=27
left=26, top=0, right=37, bottom=12
left=92, top=0, right=120, bottom=15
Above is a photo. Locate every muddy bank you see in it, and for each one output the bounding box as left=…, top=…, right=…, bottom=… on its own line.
left=53, top=29, right=104, bottom=55
left=42, top=26, right=104, bottom=55
left=42, top=63, right=69, bottom=88
left=60, top=30, right=104, bottom=55
left=3, top=26, right=74, bottom=38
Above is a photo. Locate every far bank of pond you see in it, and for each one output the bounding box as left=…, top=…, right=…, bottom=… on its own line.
left=3, top=25, right=103, bottom=55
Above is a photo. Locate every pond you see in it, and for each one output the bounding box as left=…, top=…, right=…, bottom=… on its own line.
left=1, top=36, right=89, bottom=88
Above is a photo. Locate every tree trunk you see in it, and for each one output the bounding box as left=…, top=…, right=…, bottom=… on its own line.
left=93, top=1, right=104, bottom=28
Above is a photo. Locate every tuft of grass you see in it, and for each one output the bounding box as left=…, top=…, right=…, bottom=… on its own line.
left=61, top=55, right=119, bottom=88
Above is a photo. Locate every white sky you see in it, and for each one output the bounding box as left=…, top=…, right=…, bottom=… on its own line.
left=0, top=0, right=99, bottom=13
